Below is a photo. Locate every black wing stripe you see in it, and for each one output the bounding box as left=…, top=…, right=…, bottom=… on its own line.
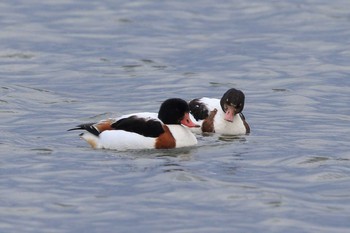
left=111, top=116, right=164, bottom=138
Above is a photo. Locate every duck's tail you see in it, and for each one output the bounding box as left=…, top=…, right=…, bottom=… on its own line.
left=79, top=132, right=101, bottom=149
left=68, top=123, right=101, bottom=149
left=68, top=123, right=100, bottom=136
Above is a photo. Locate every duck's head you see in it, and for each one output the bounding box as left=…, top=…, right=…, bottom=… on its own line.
left=158, top=98, right=199, bottom=128
left=220, top=88, right=245, bottom=122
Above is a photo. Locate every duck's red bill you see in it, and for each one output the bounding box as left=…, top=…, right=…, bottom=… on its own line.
left=224, top=106, right=235, bottom=122
left=181, top=113, right=200, bottom=128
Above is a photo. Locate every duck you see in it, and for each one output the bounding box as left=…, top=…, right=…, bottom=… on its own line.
left=188, top=88, right=250, bottom=135
left=68, top=98, right=199, bottom=150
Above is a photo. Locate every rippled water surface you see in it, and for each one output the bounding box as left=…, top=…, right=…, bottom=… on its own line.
left=1, top=1, right=350, bottom=232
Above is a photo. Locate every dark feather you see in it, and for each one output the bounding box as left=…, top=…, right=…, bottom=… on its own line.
left=68, top=123, right=100, bottom=136
left=189, top=99, right=209, bottom=121
left=111, top=116, right=164, bottom=138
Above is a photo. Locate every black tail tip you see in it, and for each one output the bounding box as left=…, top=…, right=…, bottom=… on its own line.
left=67, top=127, right=82, bottom=131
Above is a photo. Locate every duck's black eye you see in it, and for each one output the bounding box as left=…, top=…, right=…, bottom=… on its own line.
left=223, top=104, right=228, bottom=111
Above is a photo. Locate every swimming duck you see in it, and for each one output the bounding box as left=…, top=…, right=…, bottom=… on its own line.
left=189, top=88, right=250, bottom=135
left=69, top=98, right=199, bottom=150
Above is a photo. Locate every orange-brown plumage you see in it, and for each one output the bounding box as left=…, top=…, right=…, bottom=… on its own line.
left=155, top=125, right=176, bottom=149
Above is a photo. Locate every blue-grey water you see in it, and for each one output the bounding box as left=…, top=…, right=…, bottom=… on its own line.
left=1, top=1, right=350, bottom=232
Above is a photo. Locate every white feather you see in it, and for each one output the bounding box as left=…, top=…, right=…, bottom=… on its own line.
left=168, top=125, right=198, bottom=147
left=80, top=130, right=156, bottom=150
left=116, top=112, right=159, bottom=121
left=98, top=130, right=156, bottom=150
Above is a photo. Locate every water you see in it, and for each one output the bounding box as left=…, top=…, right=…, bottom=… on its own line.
left=1, top=0, right=350, bottom=232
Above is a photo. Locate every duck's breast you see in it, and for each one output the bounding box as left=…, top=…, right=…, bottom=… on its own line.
left=167, top=125, right=197, bottom=148
left=213, top=112, right=247, bottom=135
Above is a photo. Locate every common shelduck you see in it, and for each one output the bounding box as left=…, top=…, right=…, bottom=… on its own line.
left=69, top=98, right=199, bottom=150
left=189, top=88, right=250, bottom=135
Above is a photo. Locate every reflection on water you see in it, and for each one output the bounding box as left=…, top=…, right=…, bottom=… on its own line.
left=1, top=0, right=350, bottom=232
left=0, top=52, right=35, bottom=59
left=218, top=134, right=247, bottom=142
left=300, top=156, right=330, bottom=164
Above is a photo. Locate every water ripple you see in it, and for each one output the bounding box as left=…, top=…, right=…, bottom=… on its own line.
left=1, top=0, right=350, bottom=232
